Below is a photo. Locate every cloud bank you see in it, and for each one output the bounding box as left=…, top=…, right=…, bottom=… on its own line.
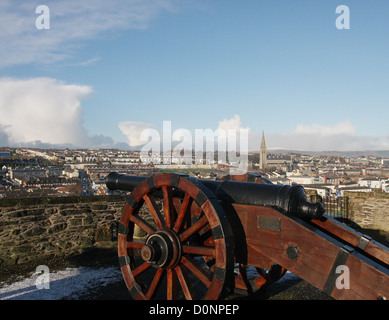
left=1, top=82, right=387, bottom=154
left=267, top=120, right=389, bottom=152
left=0, top=77, right=124, bottom=149
left=118, top=116, right=389, bottom=152
left=118, top=115, right=252, bottom=151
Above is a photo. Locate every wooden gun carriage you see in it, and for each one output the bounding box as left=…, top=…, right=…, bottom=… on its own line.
left=105, top=172, right=389, bottom=300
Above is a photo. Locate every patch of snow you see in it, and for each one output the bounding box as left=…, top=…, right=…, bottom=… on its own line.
left=0, top=266, right=122, bottom=300
left=1, top=264, right=300, bottom=300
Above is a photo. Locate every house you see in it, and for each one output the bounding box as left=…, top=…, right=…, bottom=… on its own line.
left=336, top=186, right=372, bottom=196
left=9, top=167, right=46, bottom=180
left=303, top=184, right=333, bottom=198
left=358, top=178, right=382, bottom=189
left=381, top=180, right=389, bottom=193
left=287, top=175, right=315, bottom=185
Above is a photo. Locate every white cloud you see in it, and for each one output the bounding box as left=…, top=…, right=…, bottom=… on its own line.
left=0, top=77, right=92, bottom=146
left=0, top=77, right=129, bottom=149
left=217, top=114, right=250, bottom=132
left=118, top=121, right=158, bottom=147
left=293, top=119, right=356, bottom=136
left=118, top=115, right=254, bottom=152
left=266, top=120, right=389, bottom=152
left=215, top=115, right=252, bottom=152
left=0, top=0, right=178, bottom=68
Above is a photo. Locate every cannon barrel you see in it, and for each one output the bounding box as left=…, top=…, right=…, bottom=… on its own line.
left=106, top=172, right=146, bottom=192
left=106, top=172, right=324, bottom=220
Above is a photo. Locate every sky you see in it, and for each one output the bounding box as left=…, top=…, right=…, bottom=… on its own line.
left=1, top=0, right=389, bottom=152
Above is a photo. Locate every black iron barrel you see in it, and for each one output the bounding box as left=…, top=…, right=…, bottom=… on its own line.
left=105, top=172, right=146, bottom=191
left=105, top=172, right=324, bottom=220
left=201, top=179, right=324, bottom=220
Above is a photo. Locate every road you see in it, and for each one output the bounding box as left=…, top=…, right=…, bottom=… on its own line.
left=79, top=170, right=93, bottom=196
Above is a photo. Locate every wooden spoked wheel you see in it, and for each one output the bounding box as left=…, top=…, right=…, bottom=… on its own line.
left=220, top=173, right=287, bottom=294
left=118, top=174, right=234, bottom=300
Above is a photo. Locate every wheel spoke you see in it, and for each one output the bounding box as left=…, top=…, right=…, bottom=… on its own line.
left=175, top=264, right=195, bottom=300
left=172, top=198, right=183, bottom=218
left=182, top=245, right=216, bottom=257
left=129, top=214, right=156, bottom=235
left=181, top=256, right=212, bottom=288
left=162, top=186, right=174, bottom=228
left=144, top=193, right=164, bottom=229
left=173, top=193, right=191, bottom=232
left=127, top=241, right=144, bottom=249
left=132, top=261, right=151, bottom=277
left=145, top=268, right=165, bottom=299
left=167, top=269, right=177, bottom=300
left=179, top=214, right=208, bottom=242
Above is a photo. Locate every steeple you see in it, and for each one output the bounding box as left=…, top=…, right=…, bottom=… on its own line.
left=259, top=131, right=267, bottom=170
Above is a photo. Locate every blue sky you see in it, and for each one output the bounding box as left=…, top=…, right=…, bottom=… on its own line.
left=1, top=0, right=389, bottom=151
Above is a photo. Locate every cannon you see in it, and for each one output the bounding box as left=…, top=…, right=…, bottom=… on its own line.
left=105, top=172, right=389, bottom=300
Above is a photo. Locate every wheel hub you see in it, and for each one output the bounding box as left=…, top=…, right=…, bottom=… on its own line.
left=141, top=229, right=182, bottom=269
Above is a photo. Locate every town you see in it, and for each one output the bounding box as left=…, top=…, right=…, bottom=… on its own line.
left=1, top=138, right=389, bottom=201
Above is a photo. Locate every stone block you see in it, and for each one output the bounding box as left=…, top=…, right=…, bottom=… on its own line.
left=94, top=225, right=112, bottom=242
left=25, top=227, right=46, bottom=236
left=69, top=218, right=83, bottom=226
left=48, top=223, right=68, bottom=234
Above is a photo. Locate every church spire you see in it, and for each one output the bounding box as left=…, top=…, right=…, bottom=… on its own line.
left=260, top=131, right=266, bottom=149
left=259, top=131, right=267, bottom=170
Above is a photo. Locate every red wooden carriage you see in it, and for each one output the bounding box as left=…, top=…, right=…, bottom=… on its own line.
left=106, top=172, right=389, bottom=300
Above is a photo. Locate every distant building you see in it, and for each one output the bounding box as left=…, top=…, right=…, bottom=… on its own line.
left=259, top=131, right=267, bottom=170
left=63, top=167, right=79, bottom=179
left=288, top=175, right=316, bottom=185
left=46, top=166, right=64, bottom=176
left=0, top=151, right=11, bottom=158
left=382, top=180, right=389, bottom=193
left=267, top=154, right=293, bottom=170
left=381, top=159, right=389, bottom=166
left=303, top=185, right=333, bottom=198
left=258, top=132, right=293, bottom=171
left=358, top=178, right=382, bottom=189
left=9, top=167, right=46, bottom=180
left=336, top=186, right=372, bottom=196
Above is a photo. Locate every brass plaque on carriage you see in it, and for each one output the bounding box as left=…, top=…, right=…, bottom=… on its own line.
left=257, top=216, right=281, bottom=231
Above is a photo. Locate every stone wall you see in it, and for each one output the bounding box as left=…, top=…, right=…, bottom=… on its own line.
left=2, top=190, right=388, bottom=276
left=345, top=191, right=389, bottom=233
left=0, top=196, right=127, bottom=272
